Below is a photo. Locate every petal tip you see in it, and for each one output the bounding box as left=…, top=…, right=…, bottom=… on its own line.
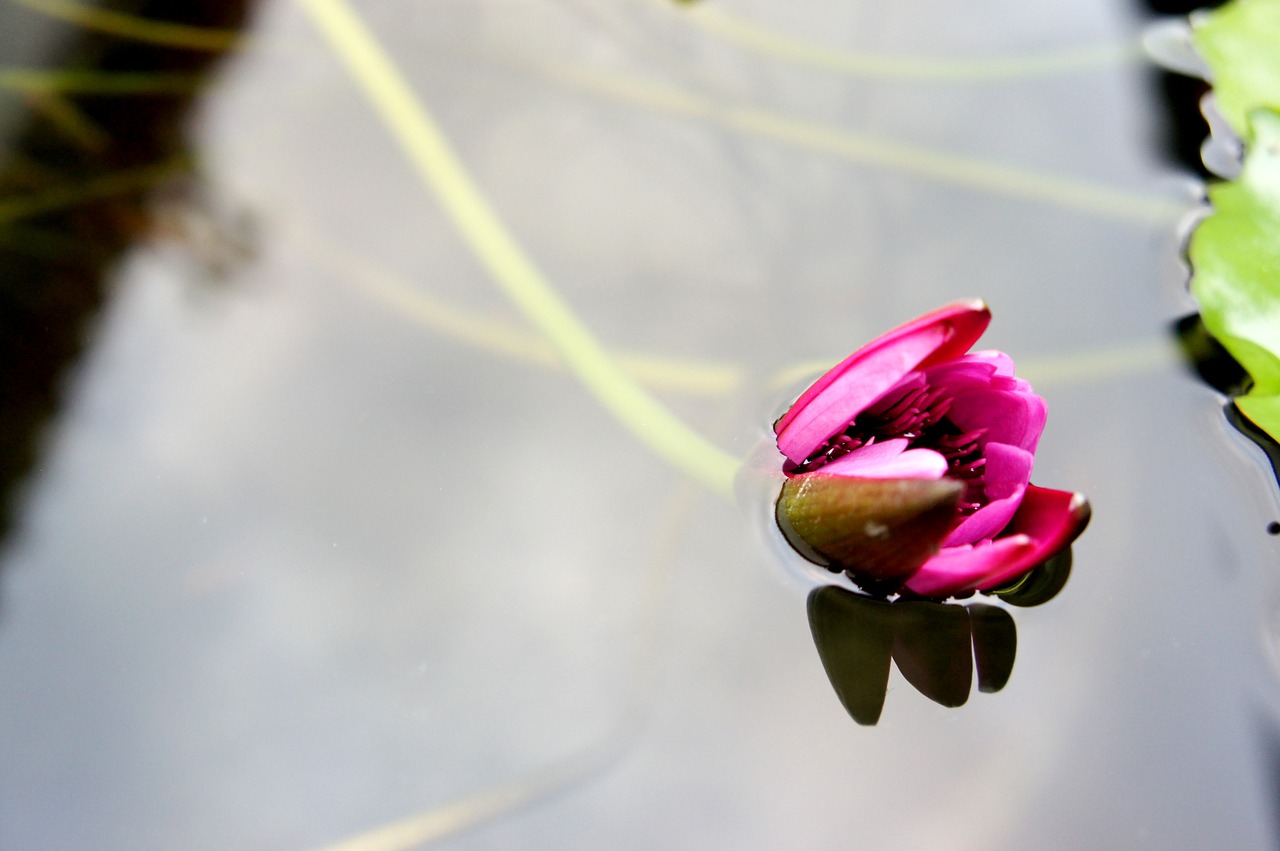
left=1068, top=493, right=1092, bottom=531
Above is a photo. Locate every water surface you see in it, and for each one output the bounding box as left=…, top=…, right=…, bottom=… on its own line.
left=1, top=1, right=1278, bottom=848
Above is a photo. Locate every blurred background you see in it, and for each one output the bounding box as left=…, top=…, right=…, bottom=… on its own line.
left=2, top=1, right=1279, bottom=848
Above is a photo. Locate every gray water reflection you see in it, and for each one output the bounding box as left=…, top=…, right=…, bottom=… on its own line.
left=2, top=0, right=1279, bottom=849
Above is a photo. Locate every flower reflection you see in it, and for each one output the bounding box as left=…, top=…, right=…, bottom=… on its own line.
left=807, top=550, right=1072, bottom=725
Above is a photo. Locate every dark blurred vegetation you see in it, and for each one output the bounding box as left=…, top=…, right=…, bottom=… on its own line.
left=0, top=1, right=252, bottom=546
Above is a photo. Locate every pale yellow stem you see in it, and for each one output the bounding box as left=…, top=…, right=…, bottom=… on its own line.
left=297, top=0, right=740, bottom=498
left=668, top=1, right=1141, bottom=81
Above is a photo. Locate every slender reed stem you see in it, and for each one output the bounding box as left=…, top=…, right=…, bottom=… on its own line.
left=297, top=0, right=740, bottom=499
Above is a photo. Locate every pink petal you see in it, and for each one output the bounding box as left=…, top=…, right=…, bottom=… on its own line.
left=904, top=536, right=1039, bottom=598
left=973, top=486, right=1091, bottom=590
left=920, top=353, right=1043, bottom=453
left=965, top=350, right=1016, bottom=376
left=820, top=438, right=948, bottom=479
left=776, top=301, right=990, bottom=463
left=922, top=353, right=1032, bottom=395
left=946, top=387, right=1047, bottom=455
left=921, top=354, right=1002, bottom=389
left=940, top=350, right=1032, bottom=389
left=942, top=443, right=1033, bottom=546
left=913, top=301, right=992, bottom=368
left=904, top=485, right=1090, bottom=598
left=776, top=337, right=945, bottom=464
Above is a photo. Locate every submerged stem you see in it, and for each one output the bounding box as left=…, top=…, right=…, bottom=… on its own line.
left=10, top=0, right=243, bottom=52
left=297, top=0, right=740, bottom=499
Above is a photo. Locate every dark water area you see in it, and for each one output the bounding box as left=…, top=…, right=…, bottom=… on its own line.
left=2, top=1, right=1279, bottom=849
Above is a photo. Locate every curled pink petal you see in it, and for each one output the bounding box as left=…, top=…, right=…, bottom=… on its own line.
left=947, top=387, right=1047, bottom=456
left=821, top=439, right=948, bottom=480
left=776, top=327, right=949, bottom=464
left=902, top=536, right=1038, bottom=598
left=912, top=301, right=992, bottom=368
left=921, top=354, right=1003, bottom=389
left=942, top=443, right=1032, bottom=547
left=925, top=351, right=1027, bottom=388
left=973, top=486, right=1091, bottom=589
left=775, top=301, right=990, bottom=464
left=965, top=350, right=1016, bottom=376
left=904, top=486, right=1090, bottom=598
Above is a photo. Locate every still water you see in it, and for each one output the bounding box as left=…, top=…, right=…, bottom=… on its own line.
left=2, top=0, right=1278, bottom=848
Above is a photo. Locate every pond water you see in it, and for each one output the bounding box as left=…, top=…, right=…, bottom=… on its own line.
left=2, top=0, right=1279, bottom=849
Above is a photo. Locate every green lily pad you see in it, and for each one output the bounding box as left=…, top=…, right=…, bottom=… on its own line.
left=1192, top=0, right=1280, bottom=142
left=1182, top=0, right=1280, bottom=447
left=1188, top=107, right=1280, bottom=439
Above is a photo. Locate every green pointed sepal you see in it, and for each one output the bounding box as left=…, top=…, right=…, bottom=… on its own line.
left=776, top=473, right=963, bottom=586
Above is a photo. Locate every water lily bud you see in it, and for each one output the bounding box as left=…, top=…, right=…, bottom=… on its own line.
left=773, top=301, right=1090, bottom=599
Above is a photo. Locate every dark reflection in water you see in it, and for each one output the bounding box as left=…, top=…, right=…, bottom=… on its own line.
left=1174, top=314, right=1280, bottom=503
left=808, top=589, right=1014, bottom=725
left=1144, top=63, right=1211, bottom=178
left=1134, top=0, right=1228, bottom=178
left=807, top=550, right=1073, bottom=725
left=1174, top=313, right=1251, bottom=398
left=0, top=1, right=252, bottom=550
left=1225, top=403, right=1280, bottom=499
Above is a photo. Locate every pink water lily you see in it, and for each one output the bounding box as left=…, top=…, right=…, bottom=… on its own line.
left=774, top=301, right=1089, bottom=599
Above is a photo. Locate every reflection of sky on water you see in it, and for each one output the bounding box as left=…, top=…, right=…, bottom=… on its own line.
left=2, top=0, right=1280, bottom=848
